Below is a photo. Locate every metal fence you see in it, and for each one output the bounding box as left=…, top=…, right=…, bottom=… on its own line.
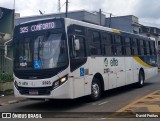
left=0, top=45, right=13, bottom=73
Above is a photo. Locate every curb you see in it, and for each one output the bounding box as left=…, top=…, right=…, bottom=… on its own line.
left=0, top=90, right=13, bottom=96
left=0, top=98, right=28, bottom=106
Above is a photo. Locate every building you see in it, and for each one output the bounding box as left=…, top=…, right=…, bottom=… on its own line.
left=106, top=15, right=141, bottom=34
left=15, top=10, right=106, bottom=26
left=140, top=25, right=160, bottom=45
left=0, top=12, right=19, bottom=73
left=15, top=13, right=20, bottom=18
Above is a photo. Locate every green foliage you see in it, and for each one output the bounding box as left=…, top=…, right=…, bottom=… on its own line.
left=0, top=73, right=13, bottom=83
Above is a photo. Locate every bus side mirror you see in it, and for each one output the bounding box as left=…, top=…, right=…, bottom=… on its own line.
left=74, top=39, right=80, bottom=51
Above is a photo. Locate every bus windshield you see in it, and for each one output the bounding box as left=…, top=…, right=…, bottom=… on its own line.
left=14, top=33, right=68, bottom=70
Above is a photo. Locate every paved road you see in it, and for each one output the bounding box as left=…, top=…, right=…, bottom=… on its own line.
left=0, top=73, right=160, bottom=121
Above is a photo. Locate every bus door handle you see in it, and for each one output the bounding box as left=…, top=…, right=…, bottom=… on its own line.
left=129, top=69, right=132, bottom=71
left=120, top=70, right=123, bottom=72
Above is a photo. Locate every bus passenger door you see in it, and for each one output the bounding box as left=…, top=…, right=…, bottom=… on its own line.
left=68, top=35, right=87, bottom=98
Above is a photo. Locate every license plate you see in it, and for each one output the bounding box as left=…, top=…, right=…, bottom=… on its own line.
left=29, top=90, right=38, bottom=95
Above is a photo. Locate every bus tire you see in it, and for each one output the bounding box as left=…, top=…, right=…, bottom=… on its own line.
left=136, top=71, right=144, bottom=88
left=90, top=78, right=101, bottom=101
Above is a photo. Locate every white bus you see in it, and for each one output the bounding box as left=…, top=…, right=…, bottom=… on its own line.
left=13, top=18, right=158, bottom=101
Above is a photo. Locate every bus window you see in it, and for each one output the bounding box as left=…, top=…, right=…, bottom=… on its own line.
left=102, top=32, right=112, bottom=55
left=132, top=38, right=137, bottom=47
left=75, top=36, right=86, bottom=58
left=114, top=35, right=122, bottom=44
left=69, top=34, right=87, bottom=72
left=131, top=38, right=138, bottom=55
left=102, top=32, right=112, bottom=45
left=137, top=39, right=143, bottom=55
left=114, top=35, right=123, bottom=56
left=139, top=40, right=144, bottom=47
left=18, top=38, right=33, bottom=68
left=124, top=37, right=131, bottom=56
left=144, top=40, right=150, bottom=55
left=140, top=48, right=144, bottom=55
left=149, top=41, right=156, bottom=55
left=146, top=48, right=150, bottom=55
left=132, top=47, right=138, bottom=55
left=114, top=45, right=123, bottom=55
left=125, top=47, right=131, bottom=55
left=88, top=30, right=101, bottom=55
left=124, top=37, right=131, bottom=46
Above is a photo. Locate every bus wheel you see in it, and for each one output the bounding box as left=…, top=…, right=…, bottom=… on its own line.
left=137, top=71, right=144, bottom=88
left=90, top=78, right=101, bottom=101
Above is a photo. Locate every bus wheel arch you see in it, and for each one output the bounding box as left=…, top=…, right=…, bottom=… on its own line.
left=137, top=68, right=145, bottom=88
left=90, top=73, right=104, bottom=101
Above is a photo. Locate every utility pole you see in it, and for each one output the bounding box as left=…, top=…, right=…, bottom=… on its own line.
left=13, top=0, right=15, bottom=10
left=57, top=0, right=61, bottom=13
left=65, top=0, right=68, bottom=18
left=99, top=9, right=101, bottom=26
left=109, top=13, right=112, bottom=28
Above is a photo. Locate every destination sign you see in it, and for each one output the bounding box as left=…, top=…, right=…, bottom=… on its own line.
left=19, top=21, right=62, bottom=34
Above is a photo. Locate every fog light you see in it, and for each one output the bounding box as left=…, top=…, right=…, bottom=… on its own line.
left=14, top=80, right=18, bottom=89
left=53, top=81, right=60, bottom=89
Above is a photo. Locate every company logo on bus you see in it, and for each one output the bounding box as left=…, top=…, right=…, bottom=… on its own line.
left=104, top=58, right=118, bottom=67
left=104, top=58, right=108, bottom=67
left=110, top=58, right=118, bottom=66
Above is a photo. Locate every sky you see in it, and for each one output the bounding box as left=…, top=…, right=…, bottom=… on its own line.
left=0, top=0, right=160, bottom=28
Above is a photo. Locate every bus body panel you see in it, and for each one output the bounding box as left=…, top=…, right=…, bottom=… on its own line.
left=68, top=62, right=89, bottom=98
left=14, top=81, right=72, bottom=99
left=13, top=18, right=158, bottom=100
left=108, top=67, right=117, bottom=89
left=116, top=57, right=125, bottom=87
left=14, top=68, right=74, bottom=99
left=125, top=57, right=134, bottom=85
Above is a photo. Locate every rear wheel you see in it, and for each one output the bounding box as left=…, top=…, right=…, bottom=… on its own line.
left=136, top=71, right=144, bottom=88
left=90, top=78, right=101, bottom=101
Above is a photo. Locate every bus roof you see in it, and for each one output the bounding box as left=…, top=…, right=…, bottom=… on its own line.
left=18, top=17, right=62, bottom=25
left=17, top=17, right=152, bottom=41
left=66, top=18, right=151, bottom=40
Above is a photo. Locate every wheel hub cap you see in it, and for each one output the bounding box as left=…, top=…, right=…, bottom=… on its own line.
left=92, top=83, right=99, bottom=97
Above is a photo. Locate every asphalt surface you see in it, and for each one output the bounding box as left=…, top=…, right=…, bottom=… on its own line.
left=0, top=73, right=160, bottom=121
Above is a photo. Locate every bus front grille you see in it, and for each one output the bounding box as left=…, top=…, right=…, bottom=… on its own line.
left=17, top=86, right=53, bottom=95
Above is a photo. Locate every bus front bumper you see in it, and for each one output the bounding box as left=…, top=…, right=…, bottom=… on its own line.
left=14, top=81, right=73, bottom=99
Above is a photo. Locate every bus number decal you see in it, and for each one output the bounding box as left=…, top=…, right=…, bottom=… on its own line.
left=42, top=81, right=51, bottom=85
left=20, top=26, right=28, bottom=33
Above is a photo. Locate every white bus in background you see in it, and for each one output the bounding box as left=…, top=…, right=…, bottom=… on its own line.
left=13, top=18, right=158, bottom=101
left=148, top=37, right=160, bottom=68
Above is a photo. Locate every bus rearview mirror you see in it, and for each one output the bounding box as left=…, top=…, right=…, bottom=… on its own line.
left=74, top=39, right=80, bottom=51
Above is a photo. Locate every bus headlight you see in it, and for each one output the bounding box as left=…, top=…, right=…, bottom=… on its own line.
left=52, top=75, right=68, bottom=89
left=60, top=77, right=67, bottom=83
